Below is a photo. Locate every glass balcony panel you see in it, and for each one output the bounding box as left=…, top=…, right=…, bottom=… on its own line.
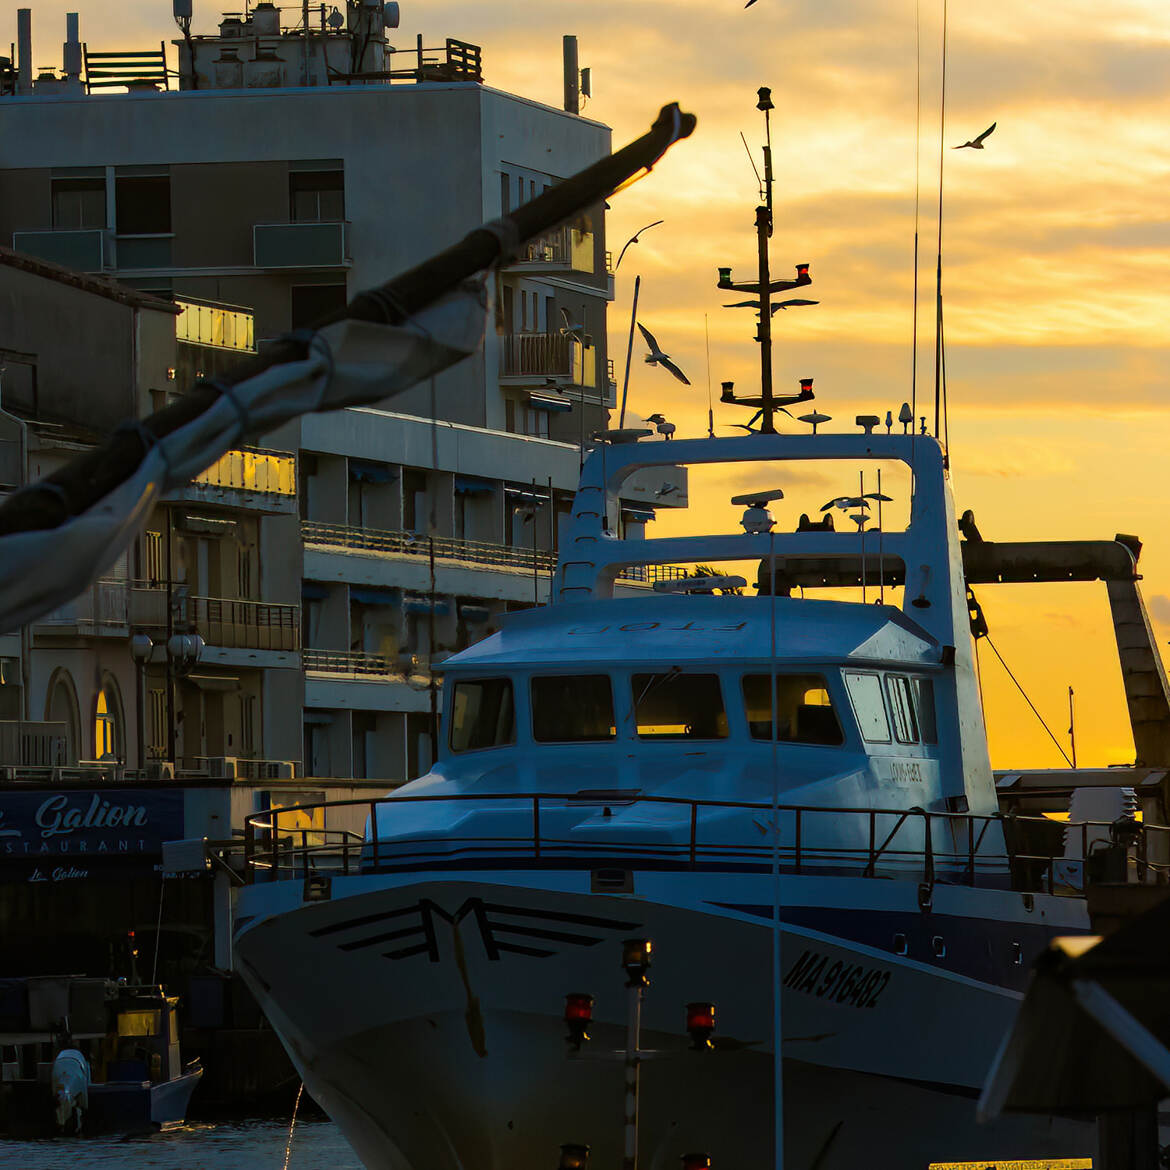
left=254, top=221, right=349, bottom=268
left=12, top=228, right=105, bottom=272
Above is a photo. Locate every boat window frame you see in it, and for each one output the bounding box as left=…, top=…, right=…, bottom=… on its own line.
left=740, top=671, right=845, bottom=747
left=529, top=672, right=618, bottom=744
left=885, top=674, right=920, bottom=745
left=843, top=670, right=893, bottom=744
left=910, top=676, right=939, bottom=745
left=630, top=670, right=729, bottom=741
left=447, top=675, right=517, bottom=754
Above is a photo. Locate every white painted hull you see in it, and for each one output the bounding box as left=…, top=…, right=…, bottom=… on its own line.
left=236, top=869, right=1094, bottom=1168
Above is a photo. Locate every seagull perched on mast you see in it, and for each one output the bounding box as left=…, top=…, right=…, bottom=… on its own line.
left=637, top=323, right=691, bottom=385
left=644, top=413, right=676, bottom=440
left=954, top=122, right=996, bottom=150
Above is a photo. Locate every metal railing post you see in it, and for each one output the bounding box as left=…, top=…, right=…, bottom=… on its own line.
left=533, top=797, right=541, bottom=860
left=371, top=800, right=380, bottom=870
left=795, top=808, right=802, bottom=874
left=689, top=802, right=697, bottom=869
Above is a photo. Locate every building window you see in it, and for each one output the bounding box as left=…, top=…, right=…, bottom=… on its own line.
left=45, top=669, right=81, bottom=766
left=115, top=174, right=171, bottom=234
left=240, top=693, right=256, bottom=756
left=148, top=687, right=167, bottom=760
left=143, top=530, right=164, bottom=583
left=52, top=177, right=106, bottom=230
left=290, top=168, right=344, bottom=222
left=94, top=687, right=119, bottom=760
left=291, top=284, right=348, bottom=330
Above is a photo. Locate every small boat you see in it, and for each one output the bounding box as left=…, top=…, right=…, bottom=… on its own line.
left=0, top=978, right=202, bottom=1136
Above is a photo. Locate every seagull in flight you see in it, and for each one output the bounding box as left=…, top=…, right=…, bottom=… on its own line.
left=954, top=122, right=996, bottom=150
left=637, top=323, right=691, bottom=385
left=821, top=496, right=871, bottom=513
left=723, top=298, right=820, bottom=315
left=615, top=220, right=665, bottom=270
left=559, top=307, right=586, bottom=341
left=644, top=412, right=676, bottom=440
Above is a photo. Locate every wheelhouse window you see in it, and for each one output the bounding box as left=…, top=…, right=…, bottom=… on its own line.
left=844, top=671, right=891, bottom=743
left=531, top=675, right=615, bottom=742
left=911, top=677, right=938, bottom=744
left=632, top=672, right=727, bottom=740
left=450, top=678, right=514, bottom=752
left=742, top=673, right=843, bottom=746
left=886, top=675, right=920, bottom=744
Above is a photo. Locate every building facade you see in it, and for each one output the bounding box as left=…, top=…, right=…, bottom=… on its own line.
left=1, top=5, right=686, bottom=782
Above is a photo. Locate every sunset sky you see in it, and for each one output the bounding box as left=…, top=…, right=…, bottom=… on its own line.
left=6, top=0, right=1168, bottom=768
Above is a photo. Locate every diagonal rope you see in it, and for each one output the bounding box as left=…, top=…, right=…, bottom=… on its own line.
left=984, top=635, right=1073, bottom=766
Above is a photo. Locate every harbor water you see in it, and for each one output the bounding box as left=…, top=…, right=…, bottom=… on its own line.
left=0, top=1119, right=364, bottom=1169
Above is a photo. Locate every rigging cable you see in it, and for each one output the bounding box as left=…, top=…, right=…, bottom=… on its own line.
left=932, top=0, right=948, bottom=454
left=984, top=636, right=1074, bottom=767
left=704, top=313, right=715, bottom=438
left=910, top=0, right=921, bottom=425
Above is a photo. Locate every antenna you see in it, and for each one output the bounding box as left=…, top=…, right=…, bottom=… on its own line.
left=739, top=131, right=763, bottom=201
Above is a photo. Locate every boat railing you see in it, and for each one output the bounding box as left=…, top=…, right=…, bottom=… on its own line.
left=240, top=793, right=1170, bottom=895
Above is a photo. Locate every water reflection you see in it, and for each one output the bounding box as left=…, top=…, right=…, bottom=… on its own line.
left=0, top=1118, right=364, bottom=1169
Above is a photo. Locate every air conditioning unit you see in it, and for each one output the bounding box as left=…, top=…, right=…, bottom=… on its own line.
left=253, top=760, right=296, bottom=780
left=145, top=761, right=176, bottom=781
left=205, top=756, right=239, bottom=780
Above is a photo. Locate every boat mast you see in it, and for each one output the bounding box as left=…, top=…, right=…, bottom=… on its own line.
left=756, top=87, right=776, bottom=432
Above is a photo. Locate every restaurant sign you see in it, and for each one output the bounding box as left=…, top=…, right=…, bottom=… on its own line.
left=0, top=789, right=185, bottom=877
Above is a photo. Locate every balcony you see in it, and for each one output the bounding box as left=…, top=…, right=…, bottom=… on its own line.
left=169, top=446, right=298, bottom=514
left=12, top=228, right=106, bottom=272
left=0, top=721, right=68, bottom=769
left=183, top=596, right=300, bottom=652
left=500, top=333, right=596, bottom=388
left=253, top=221, right=350, bottom=269
left=304, top=649, right=407, bottom=679
left=36, top=578, right=130, bottom=635
left=303, top=521, right=555, bottom=575
left=175, top=297, right=256, bottom=352
left=506, top=227, right=595, bottom=275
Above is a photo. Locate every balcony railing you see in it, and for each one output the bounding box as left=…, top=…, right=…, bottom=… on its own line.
left=184, top=596, right=300, bottom=651
left=303, top=520, right=556, bottom=574
left=304, top=649, right=405, bottom=678
left=175, top=297, right=256, bottom=352
left=12, top=228, right=106, bottom=272
left=500, top=333, right=596, bottom=387
left=0, top=721, right=68, bottom=768
left=192, top=446, right=296, bottom=496
left=253, top=221, right=350, bottom=269
left=37, top=578, right=129, bottom=631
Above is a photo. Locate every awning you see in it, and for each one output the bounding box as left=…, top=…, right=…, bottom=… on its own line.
left=403, top=595, right=450, bottom=616
left=459, top=604, right=491, bottom=623
left=349, top=460, right=396, bottom=483
left=455, top=475, right=494, bottom=495
left=621, top=505, right=656, bottom=523
left=350, top=586, right=398, bottom=606
left=301, top=582, right=329, bottom=600
left=186, top=673, right=240, bottom=692
left=528, top=394, right=572, bottom=413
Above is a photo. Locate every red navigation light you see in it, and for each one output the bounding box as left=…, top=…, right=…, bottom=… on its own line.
left=686, top=1002, right=716, bottom=1051
left=681, top=1155, right=711, bottom=1170
left=559, top=1143, right=591, bottom=1170
left=799, top=378, right=814, bottom=395
left=796, top=263, right=810, bottom=277
left=564, top=993, right=594, bottom=1049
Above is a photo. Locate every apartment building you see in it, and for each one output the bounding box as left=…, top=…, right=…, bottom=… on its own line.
left=1, top=4, right=686, bottom=782
left=0, top=245, right=301, bottom=775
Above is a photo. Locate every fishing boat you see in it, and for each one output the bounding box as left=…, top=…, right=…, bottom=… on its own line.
left=232, top=92, right=1170, bottom=1170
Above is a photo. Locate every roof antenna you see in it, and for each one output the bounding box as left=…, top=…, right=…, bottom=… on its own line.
left=704, top=313, right=714, bottom=438
left=739, top=130, right=764, bottom=202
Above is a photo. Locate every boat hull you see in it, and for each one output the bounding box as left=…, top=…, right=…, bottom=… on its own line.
left=235, top=871, right=1093, bottom=1169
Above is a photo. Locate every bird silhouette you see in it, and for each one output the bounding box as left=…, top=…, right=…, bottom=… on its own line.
left=722, top=298, right=820, bottom=315
left=864, top=492, right=893, bottom=503
left=637, top=323, right=691, bottom=385
left=615, top=220, right=665, bottom=270
left=559, top=307, right=586, bottom=341
left=644, top=412, right=676, bottom=440
left=655, top=481, right=679, bottom=498
left=727, top=422, right=762, bottom=434
left=821, top=496, right=871, bottom=513
left=954, top=122, right=996, bottom=150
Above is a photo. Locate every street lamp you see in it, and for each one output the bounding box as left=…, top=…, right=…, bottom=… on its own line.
left=165, top=633, right=204, bottom=768
left=129, top=633, right=153, bottom=773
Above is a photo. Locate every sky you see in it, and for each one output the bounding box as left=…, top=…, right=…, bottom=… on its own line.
left=5, top=0, right=1169, bottom=768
